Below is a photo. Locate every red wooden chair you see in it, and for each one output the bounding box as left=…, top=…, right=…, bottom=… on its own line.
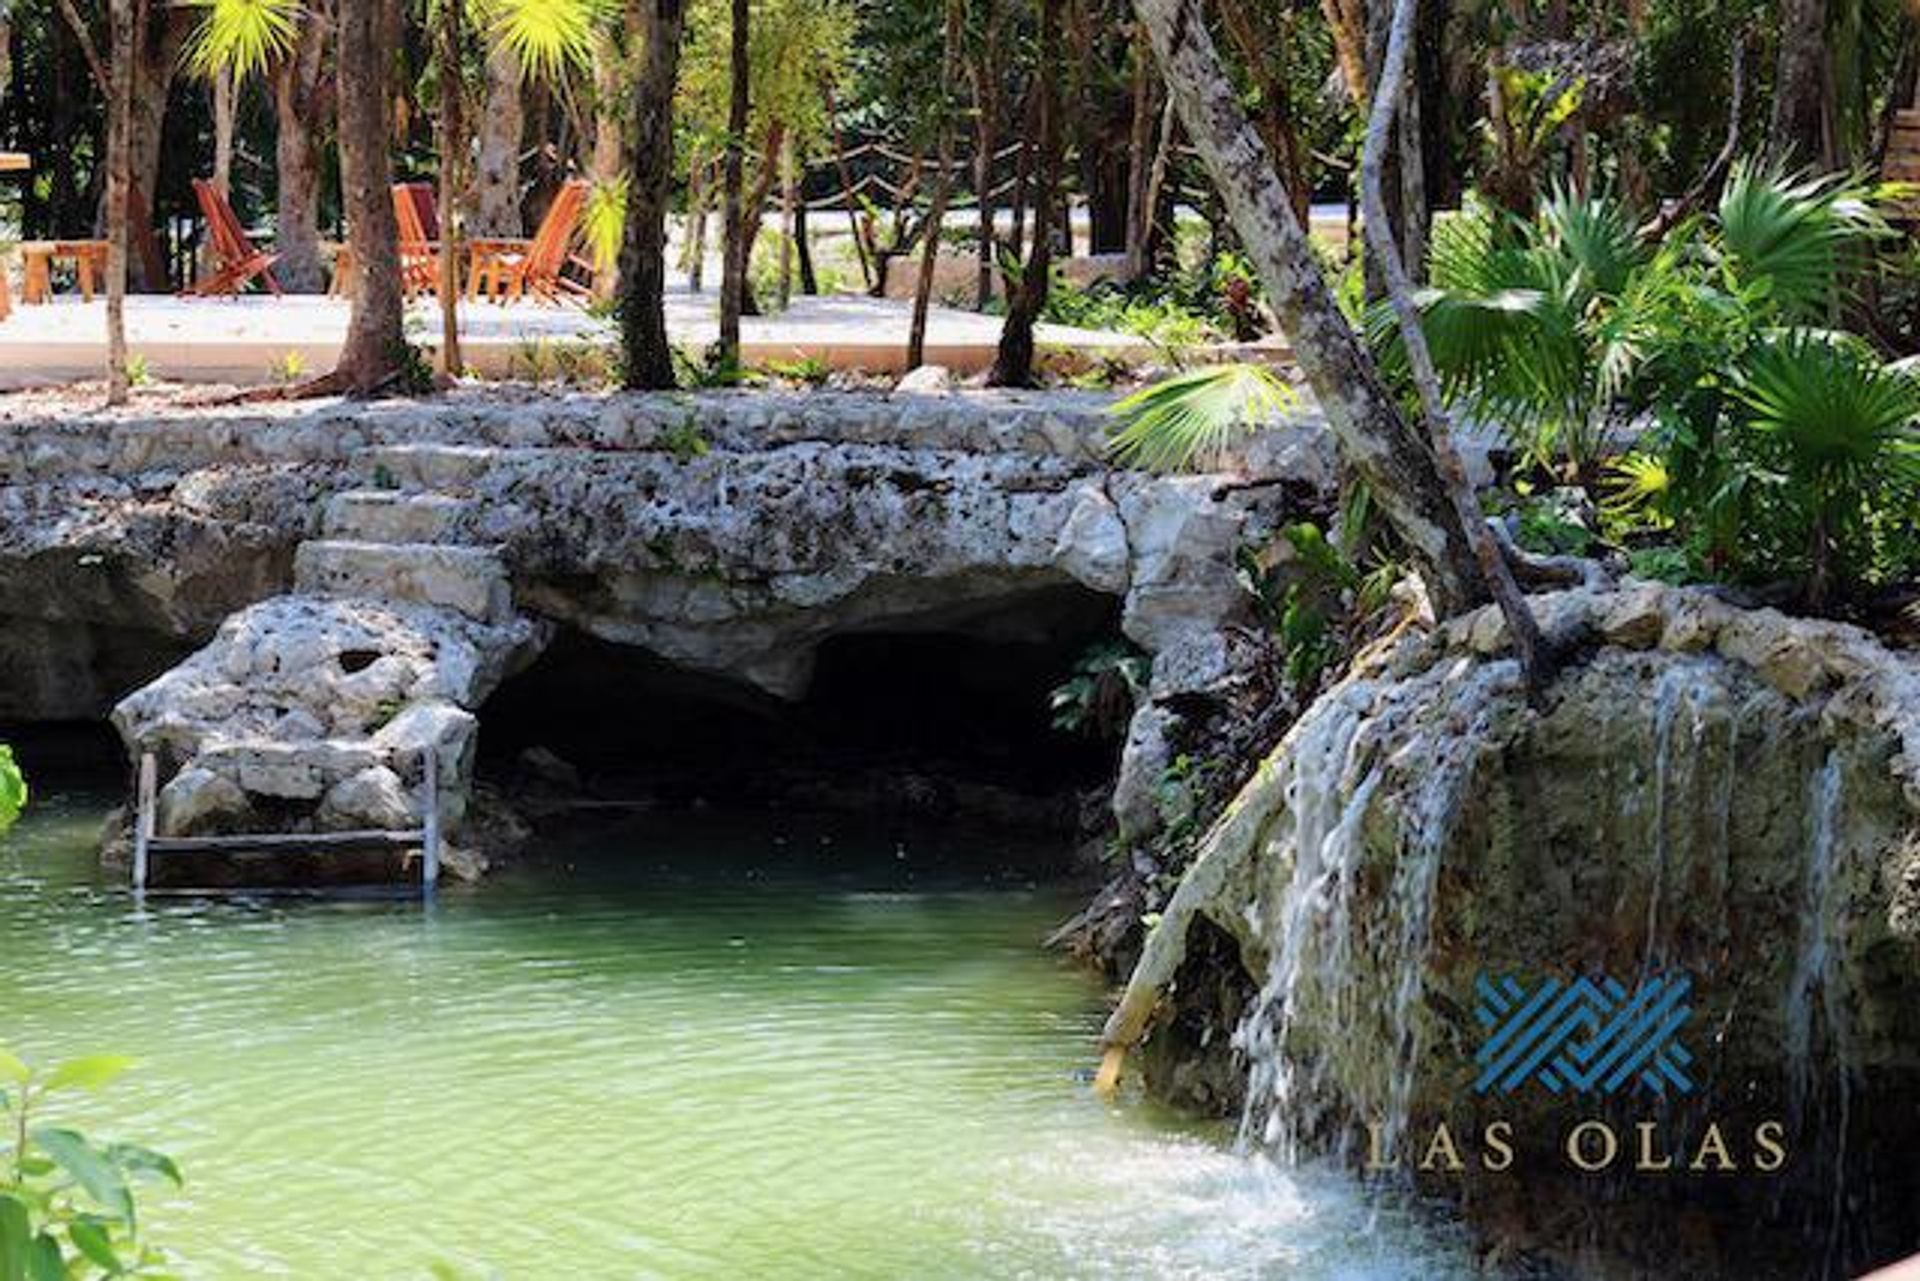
left=185, top=179, right=282, bottom=296
left=392, top=184, right=443, bottom=298
left=467, top=180, right=593, bottom=305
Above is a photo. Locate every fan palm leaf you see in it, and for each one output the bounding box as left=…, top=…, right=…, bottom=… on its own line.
left=1106, top=364, right=1299, bottom=473
left=476, top=0, right=606, bottom=82
left=185, top=0, right=302, bottom=82
left=1715, top=162, right=1888, bottom=322
left=1735, top=331, right=1920, bottom=486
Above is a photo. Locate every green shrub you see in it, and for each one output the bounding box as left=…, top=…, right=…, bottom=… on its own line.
left=0, top=1049, right=183, bottom=1278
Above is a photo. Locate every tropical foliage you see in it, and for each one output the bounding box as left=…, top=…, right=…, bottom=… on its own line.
left=0, top=1050, right=183, bottom=1278
left=1105, top=362, right=1297, bottom=473
left=184, top=0, right=301, bottom=81
left=0, top=748, right=22, bottom=837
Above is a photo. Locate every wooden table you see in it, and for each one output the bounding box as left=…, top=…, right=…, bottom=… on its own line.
left=20, top=240, right=110, bottom=303
left=0, top=153, right=28, bottom=320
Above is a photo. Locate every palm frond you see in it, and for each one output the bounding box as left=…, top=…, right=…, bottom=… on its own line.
left=1538, top=185, right=1644, bottom=298
left=185, top=0, right=302, bottom=82
left=1715, top=160, right=1889, bottom=322
left=1106, top=364, right=1300, bottom=473
left=477, top=0, right=606, bottom=81
left=583, top=177, right=626, bottom=275
left=1735, top=331, right=1920, bottom=484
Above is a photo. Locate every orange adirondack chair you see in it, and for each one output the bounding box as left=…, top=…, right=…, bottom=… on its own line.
left=186, top=179, right=282, bottom=296
left=467, top=181, right=593, bottom=305
left=392, top=184, right=442, bottom=298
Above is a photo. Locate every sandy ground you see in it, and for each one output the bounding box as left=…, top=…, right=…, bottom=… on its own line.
left=0, top=285, right=1155, bottom=387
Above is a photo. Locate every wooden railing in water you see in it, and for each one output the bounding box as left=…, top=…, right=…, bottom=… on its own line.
left=131, top=748, right=441, bottom=894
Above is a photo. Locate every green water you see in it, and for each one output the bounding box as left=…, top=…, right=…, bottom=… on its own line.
left=1, top=791, right=1479, bottom=1280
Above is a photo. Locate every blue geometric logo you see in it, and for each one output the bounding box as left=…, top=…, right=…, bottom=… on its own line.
left=1473, top=972, right=1695, bottom=1096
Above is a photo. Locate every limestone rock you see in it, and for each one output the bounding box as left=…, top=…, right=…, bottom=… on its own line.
left=319, top=766, right=416, bottom=831
left=894, top=365, right=953, bottom=394
left=155, top=766, right=250, bottom=836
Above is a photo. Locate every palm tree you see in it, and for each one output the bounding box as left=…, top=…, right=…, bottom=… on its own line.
left=1735, top=332, right=1920, bottom=605
left=470, top=0, right=604, bottom=235
left=620, top=0, right=688, bottom=388
left=185, top=0, right=318, bottom=286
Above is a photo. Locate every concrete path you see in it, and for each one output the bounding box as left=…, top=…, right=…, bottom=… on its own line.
left=0, top=289, right=1153, bottom=387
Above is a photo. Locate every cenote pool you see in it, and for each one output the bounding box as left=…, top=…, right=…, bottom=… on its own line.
left=1, top=789, right=1480, bottom=1279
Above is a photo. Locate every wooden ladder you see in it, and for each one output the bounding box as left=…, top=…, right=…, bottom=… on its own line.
left=130, top=748, right=442, bottom=895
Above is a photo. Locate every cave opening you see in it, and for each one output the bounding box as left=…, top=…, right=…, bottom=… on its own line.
left=479, top=584, right=1130, bottom=833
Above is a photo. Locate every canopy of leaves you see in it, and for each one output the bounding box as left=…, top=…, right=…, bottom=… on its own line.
left=679, top=0, right=857, bottom=160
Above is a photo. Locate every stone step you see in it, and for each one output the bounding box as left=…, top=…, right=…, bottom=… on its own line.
left=358, top=443, right=503, bottom=493
left=294, top=540, right=514, bottom=623
left=324, top=491, right=474, bottom=544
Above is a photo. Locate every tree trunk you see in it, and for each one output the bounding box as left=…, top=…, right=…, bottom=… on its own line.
left=1131, top=0, right=1486, bottom=617
left=106, top=0, right=134, bottom=404
left=717, top=0, right=748, bottom=366
left=910, top=2, right=964, bottom=369
left=0, top=7, right=12, bottom=109
left=988, top=0, right=1062, bottom=388
left=436, top=0, right=464, bottom=375
left=472, top=44, right=524, bottom=235
left=684, top=159, right=710, bottom=290
left=734, top=121, right=787, bottom=318
left=334, top=0, right=407, bottom=393
left=621, top=0, right=686, bottom=390
left=1363, top=0, right=1543, bottom=683
left=970, top=0, right=998, bottom=309
left=795, top=200, right=817, bottom=294
left=1320, top=0, right=1368, bottom=103
left=777, top=134, right=796, bottom=311
left=1770, top=0, right=1832, bottom=166
left=1121, top=24, right=1157, bottom=280
left=273, top=2, right=331, bottom=293
left=591, top=30, right=626, bottom=183
left=212, top=67, right=234, bottom=196
left=1219, top=0, right=1311, bottom=225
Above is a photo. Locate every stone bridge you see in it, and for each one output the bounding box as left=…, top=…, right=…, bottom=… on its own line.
left=0, top=388, right=1335, bottom=877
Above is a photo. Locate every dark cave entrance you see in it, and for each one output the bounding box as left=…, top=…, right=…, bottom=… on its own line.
left=479, top=584, right=1130, bottom=833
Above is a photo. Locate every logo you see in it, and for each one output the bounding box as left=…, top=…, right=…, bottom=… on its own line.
left=1473, top=972, right=1694, bottom=1097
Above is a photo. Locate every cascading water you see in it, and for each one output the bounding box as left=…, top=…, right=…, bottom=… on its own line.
left=1231, top=659, right=1519, bottom=1167
left=1785, top=752, right=1852, bottom=1265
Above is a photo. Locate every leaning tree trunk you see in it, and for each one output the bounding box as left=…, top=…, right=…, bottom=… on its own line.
left=273, top=1, right=332, bottom=293
left=1130, top=0, right=1486, bottom=617
left=1770, top=0, right=1833, bottom=166
left=472, top=44, right=525, bottom=235
left=716, top=0, right=749, bottom=365
left=333, top=0, right=407, bottom=392
left=1363, top=0, right=1543, bottom=685
left=620, top=0, right=687, bottom=390
left=106, top=0, right=134, bottom=404
left=988, top=0, right=1062, bottom=388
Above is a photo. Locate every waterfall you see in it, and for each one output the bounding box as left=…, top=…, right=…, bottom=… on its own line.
left=1232, top=660, right=1518, bottom=1166
left=1785, top=752, right=1852, bottom=1265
